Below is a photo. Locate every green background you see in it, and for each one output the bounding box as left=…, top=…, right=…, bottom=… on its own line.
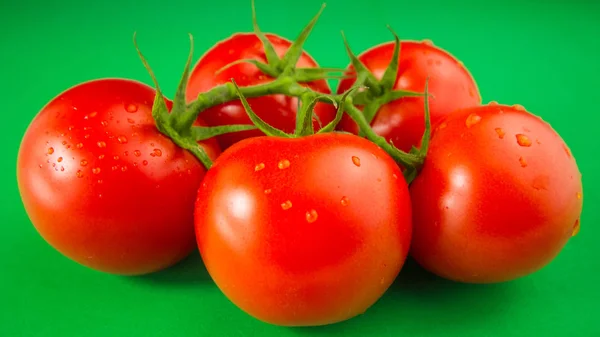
left=2, top=0, right=598, bottom=336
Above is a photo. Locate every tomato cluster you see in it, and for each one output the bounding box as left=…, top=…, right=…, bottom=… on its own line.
left=17, top=1, right=583, bottom=328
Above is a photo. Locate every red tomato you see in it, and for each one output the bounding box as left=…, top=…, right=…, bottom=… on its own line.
left=195, top=133, right=412, bottom=326
left=337, top=40, right=481, bottom=153
left=185, top=33, right=337, bottom=150
left=409, top=104, right=583, bottom=283
left=17, top=78, right=220, bottom=275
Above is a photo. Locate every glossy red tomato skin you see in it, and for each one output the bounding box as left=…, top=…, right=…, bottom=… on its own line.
left=17, top=78, right=220, bottom=275
left=195, top=133, right=412, bottom=326
left=409, top=104, right=583, bottom=283
left=185, top=33, right=337, bottom=150
left=337, top=40, right=481, bottom=153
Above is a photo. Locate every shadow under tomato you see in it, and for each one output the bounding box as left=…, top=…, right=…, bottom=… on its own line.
left=290, top=257, right=517, bottom=336
left=128, top=250, right=214, bottom=287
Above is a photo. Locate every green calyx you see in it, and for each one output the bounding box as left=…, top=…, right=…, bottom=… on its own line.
left=213, top=1, right=347, bottom=84
left=133, top=33, right=257, bottom=169
left=133, top=1, right=432, bottom=184
left=341, top=26, right=425, bottom=122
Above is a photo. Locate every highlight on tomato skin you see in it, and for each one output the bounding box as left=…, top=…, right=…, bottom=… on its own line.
left=16, top=78, right=221, bottom=276
left=194, top=132, right=413, bottom=327
left=185, top=33, right=337, bottom=150
left=408, top=103, right=583, bottom=284
left=337, top=39, right=482, bottom=153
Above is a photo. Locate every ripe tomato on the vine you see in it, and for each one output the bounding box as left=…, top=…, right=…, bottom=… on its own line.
left=409, top=104, right=583, bottom=283
left=195, top=133, right=412, bottom=326
left=17, top=78, right=220, bottom=275
left=337, top=40, right=481, bottom=153
left=185, top=33, right=337, bottom=150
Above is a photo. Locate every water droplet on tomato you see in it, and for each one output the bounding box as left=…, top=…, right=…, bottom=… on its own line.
left=422, top=39, right=433, bottom=46
left=352, top=156, right=361, bottom=167
left=80, top=160, right=88, bottom=166
left=68, top=125, right=75, bottom=131
left=113, top=155, right=119, bottom=160
left=99, top=155, right=105, bottom=160
left=186, top=169, right=192, bottom=175
left=516, top=134, right=532, bottom=147
left=151, top=148, right=162, bottom=157
left=519, top=156, right=528, bottom=167
left=142, top=160, right=148, bottom=166
left=264, top=189, right=272, bottom=194
left=124, top=151, right=129, bottom=156
left=97, top=141, right=106, bottom=148
left=576, top=192, right=582, bottom=199
left=84, top=134, right=90, bottom=139
left=255, top=163, right=265, bottom=171
left=76, top=143, right=83, bottom=149
left=47, top=147, right=54, bottom=155
left=101, top=120, right=108, bottom=127
left=121, top=166, right=128, bottom=172
left=52, top=163, right=56, bottom=168
left=488, top=101, right=499, bottom=106
left=112, top=166, right=118, bottom=171
left=125, top=103, right=138, bottom=113
left=97, top=179, right=103, bottom=184
left=117, top=135, right=128, bottom=144
left=513, top=104, right=526, bottom=111
left=60, top=166, right=64, bottom=171
left=134, top=150, right=141, bottom=157
left=563, top=144, right=572, bottom=158
left=62, top=141, right=67, bottom=146
left=305, top=209, right=318, bottom=223
left=532, top=175, right=549, bottom=190
left=89, top=111, right=98, bottom=118
left=495, top=128, right=505, bottom=139
left=437, top=122, right=447, bottom=131
left=466, top=87, right=476, bottom=98
left=572, top=219, right=580, bottom=237
left=76, top=170, right=83, bottom=178
left=281, top=200, right=292, bottom=210
left=393, top=174, right=398, bottom=179
left=57, top=157, right=63, bottom=162
left=127, top=118, right=135, bottom=124
left=340, top=196, right=349, bottom=206
left=92, top=167, right=101, bottom=174
left=278, top=159, right=290, bottom=169
left=465, top=113, right=481, bottom=128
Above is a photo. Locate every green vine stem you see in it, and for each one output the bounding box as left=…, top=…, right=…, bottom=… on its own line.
left=134, top=1, right=432, bottom=183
